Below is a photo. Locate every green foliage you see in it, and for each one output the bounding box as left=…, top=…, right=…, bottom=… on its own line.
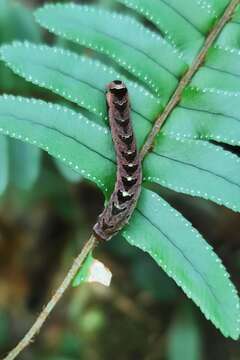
left=0, top=0, right=239, bottom=340
left=0, top=96, right=114, bottom=195
left=35, top=3, right=187, bottom=101
left=117, top=0, right=229, bottom=62
left=72, top=253, right=94, bottom=287
left=124, top=188, right=239, bottom=339
left=0, top=42, right=160, bottom=136
left=167, top=305, right=202, bottom=360
left=0, top=135, right=8, bottom=193
left=144, top=135, right=240, bottom=212
left=131, top=255, right=178, bottom=302
left=0, top=0, right=41, bottom=193
left=8, top=138, right=41, bottom=189
left=55, top=160, right=82, bottom=183
left=0, top=310, right=10, bottom=348
left=0, top=0, right=82, bottom=191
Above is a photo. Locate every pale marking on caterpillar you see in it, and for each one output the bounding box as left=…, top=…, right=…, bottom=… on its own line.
left=93, top=80, right=142, bottom=241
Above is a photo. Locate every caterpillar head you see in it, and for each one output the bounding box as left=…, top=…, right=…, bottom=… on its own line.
left=107, top=80, right=128, bottom=96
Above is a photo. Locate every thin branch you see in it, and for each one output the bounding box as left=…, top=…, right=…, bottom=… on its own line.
left=140, top=0, right=240, bottom=160
left=3, top=234, right=97, bottom=360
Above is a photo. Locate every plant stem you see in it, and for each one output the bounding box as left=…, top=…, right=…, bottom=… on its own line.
left=3, top=234, right=97, bottom=360
left=140, top=0, right=240, bottom=160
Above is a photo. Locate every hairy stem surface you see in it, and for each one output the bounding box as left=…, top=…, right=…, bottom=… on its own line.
left=3, top=235, right=97, bottom=360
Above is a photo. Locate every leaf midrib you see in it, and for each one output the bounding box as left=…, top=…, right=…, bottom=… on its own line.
left=136, top=208, right=219, bottom=304
left=140, top=0, right=240, bottom=160
left=15, top=56, right=153, bottom=124
left=42, top=63, right=152, bottom=123
left=135, top=206, right=236, bottom=323
left=160, top=0, right=204, bottom=36
left=152, top=150, right=240, bottom=189
left=205, top=63, right=240, bottom=78
left=51, top=10, right=177, bottom=79
left=0, top=111, right=116, bottom=165
left=178, top=105, right=240, bottom=123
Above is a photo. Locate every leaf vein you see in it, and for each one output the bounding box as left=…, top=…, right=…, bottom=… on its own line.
left=178, top=104, right=240, bottom=123
left=160, top=0, right=204, bottom=36
left=0, top=112, right=116, bottom=165
left=204, top=63, right=240, bottom=78
left=66, top=17, right=178, bottom=79
left=136, top=207, right=219, bottom=303
left=35, top=63, right=152, bottom=123
left=152, top=150, right=240, bottom=189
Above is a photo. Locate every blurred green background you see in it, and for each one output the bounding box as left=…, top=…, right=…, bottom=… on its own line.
left=0, top=1, right=239, bottom=359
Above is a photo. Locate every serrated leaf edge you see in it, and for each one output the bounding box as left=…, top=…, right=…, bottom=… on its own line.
left=123, top=191, right=240, bottom=339
left=35, top=3, right=185, bottom=96
left=0, top=95, right=111, bottom=193
left=0, top=41, right=161, bottom=123
left=145, top=135, right=240, bottom=212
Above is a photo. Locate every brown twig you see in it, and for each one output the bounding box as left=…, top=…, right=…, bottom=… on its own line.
left=140, top=0, right=240, bottom=160
left=3, top=234, right=97, bottom=360
left=2, top=0, right=240, bottom=359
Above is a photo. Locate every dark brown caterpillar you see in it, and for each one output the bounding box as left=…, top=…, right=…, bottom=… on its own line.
left=93, top=80, right=142, bottom=241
